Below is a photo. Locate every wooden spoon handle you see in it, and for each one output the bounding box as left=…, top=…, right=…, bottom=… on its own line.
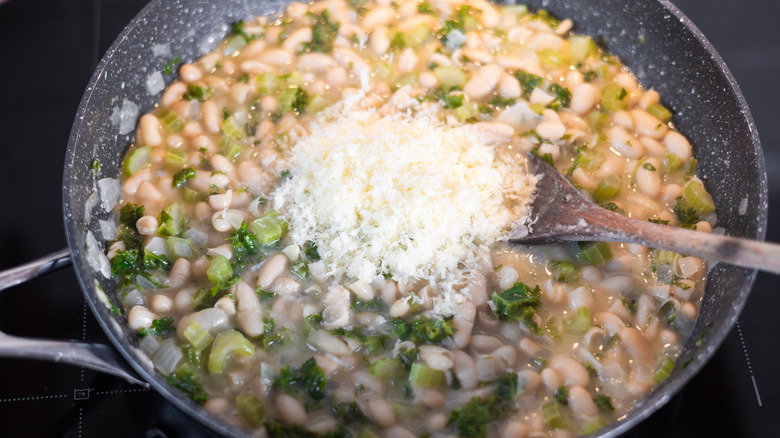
left=589, top=210, right=780, bottom=274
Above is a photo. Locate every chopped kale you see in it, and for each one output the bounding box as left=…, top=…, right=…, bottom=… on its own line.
left=303, top=241, right=320, bottom=260
left=548, top=83, right=571, bottom=108
left=444, top=93, right=465, bottom=109
left=264, top=421, right=352, bottom=438
left=492, top=373, right=518, bottom=402
left=330, top=327, right=388, bottom=356
left=257, top=288, right=276, bottom=302
left=231, top=20, right=255, bottom=43
left=648, top=218, right=669, bottom=225
left=351, top=295, right=385, bottom=312
left=554, top=386, right=569, bottom=405
left=120, top=203, right=145, bottom=231
left=490, top=282, right=542, bottom=335
left=183, top=84, right=212, bottom=101
left=448, top=396, right=512, bottom=438
left=228, top=222, right=259, bottom=262
left=674, top=196, right=701, bottom=229
left=303, top=11, right=339, bottom=53
left=333, top=401, right=370, bottom=425
left=621, top=295, right=637, bottom=313
left=417, top=1, right=435, bottom=14
left=172, top=166, right=196, bottom=189
left=138, top=316, right=174, bottom=338
left=389, top=31, right=407, bottom=51
left=391, top=316, right=456, bottom=345
left=143, top=251, right=172, bottom=271
left=168, top=364, right=208, bottom=403
left=515, top=71, right=543, bottom=98
left=593, top=394, right=615, bottom=414
left=91, top=159, right=101, bottom=179
left=277, top=357, right=327, bottom=400
left=110, top=249, right=140, bottom=277
left=162, top=53, right=181, bottom=75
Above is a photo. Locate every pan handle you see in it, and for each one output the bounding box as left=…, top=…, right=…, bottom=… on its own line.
left=0, top=248, right=72, bottom=293
left=0, top=249, right=149, bottom=387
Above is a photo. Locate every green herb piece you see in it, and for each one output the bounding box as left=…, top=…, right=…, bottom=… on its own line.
left=229, top=222, right=259, bottom=262
left=554, top=386, right=569, bottom=405
left=549, top=261, right=578, bottom=283
left=111, top=249, right=140, bottom=277
left=303, top=241, right=320, bottom=260
left=351, top=296, right=385, bottom=312
left=548, top=83, right=571, bottom=108
left=542, top=400, right=566, bottom=429
left=172, top=166, right=196, bottom=188
left=493, top=373, right=518, bottom=401
left=649, top=218, right=669, bottom=225
left=277, top=357, right=327, bottom=400
left=447, top=396, right=512, bottom=438
left=417, top=1, right=434, bottom=14
left=303, top=10, right=339, bottom=53
left=168, top=362, right=207, bottom=403
left=162, top=53, right=181, bottom=75
left=333, top=401, right=371, bottom=426
left=157, top=202, right=182, bottom=237
left=674, top=196, right=701, bottom=229
left=593, top=394, right=615, bottom=414
left=143, top=250, right=172, bottom=271
left=409, top=363, right=445, bottom=388
left=580, top=417, right=608, bottom=435
left=642, top=162, right=657, bottom=171
left=391, top=316, right=456, bottom=345
left=489, top=282, right=542, bottom=335
left=183, top=84, right=212, bottom=101
left=646, top=103, right=672, bottom=123
left=515, top=71, right=543, bottom=98
left=91, top=159, right=101, bottom=179
left=138, top=316, right=174, bottom=338
left=278, top=86, right=309, bottom=114
left=621, top=295, right=638, bottom=313
left=330, top=327, right=388, bottom=356
left=652, top=357, right=676, bottom=385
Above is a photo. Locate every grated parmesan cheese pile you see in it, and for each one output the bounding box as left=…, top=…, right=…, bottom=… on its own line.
left=272, top=92, right=538, bottom=316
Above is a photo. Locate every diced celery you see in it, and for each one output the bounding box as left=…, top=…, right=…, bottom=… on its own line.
left=600, top=84, right=628, bottom=111
left=652, top=357, right=675, bottom=385
left=183, top=321, right=214, bottom=351
left=409, top=363, right=445, bottom=388
left=373, top=62, right=393, bottom=81
left=278, top=86, right=308, bottom=113
left=123, top=146, right=151, bottom=176
left=542, top=401, right=566, bottom=429
left=223, top=35, right=247, bottom=55
left=406, top=24, right=429, bottom=48
left=208, top=329, right=254, bottom=374
left=664, top=153, right=683, bottom=172
left=646, top=103, right=672, bottom=123
left=594, top=175, right=621, bottom=201
left=683, top=179, right=715, bottom=214
left=207, top=255, right=233, bottom=285
left=256, top=72, right=278, bottom=95
left=538, top=48, right=562, bottom=69
left=545, top=315, right=562, bottom=341
left=236, top=392, right=265, bottom=427
left=684, top=158, right=698, bottom=176
left=221, top=116, right=245, bottom=139
left=433, top=66, right=467, bottom=90
left=528, top=102, right=545, bottom=115
left=222, top=136, right=244, bottom=160
left=167, top=237, right=194, bottom=260
left=395, top=73, right=418, bottom=88
left=248, top=210, right=288, bottom=245
left=369, top=358, right=405, bottom=381
left=576, top=242, right=613, bottom=265
left=454, top=102, right=480, bottom=123
left=586, top=111, right=610, bottom=134
left=158, top=108, right=183, bottom=132
left=166, top=148, right=187, bottom=169
left=580, top=417, right=607, bottom=435
left=564, top=306, right=591, bottom=335
left=157, top=202, right=182, bottom=237
left=578, top=150, right=605, bottom=174
left=568, top=35, right=597, bottom=64
left=307, top=94, right=331, bottom=112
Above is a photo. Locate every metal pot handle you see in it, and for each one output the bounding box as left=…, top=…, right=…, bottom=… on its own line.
left=0, top=249, right=148, bottom=387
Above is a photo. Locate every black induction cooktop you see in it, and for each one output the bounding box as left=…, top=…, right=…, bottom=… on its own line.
left=0, top=0, right=777, bottom=436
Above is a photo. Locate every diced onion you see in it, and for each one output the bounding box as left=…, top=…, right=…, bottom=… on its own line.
left=145, top=236, right=169, bottom=256
left=139, top=335, right=161, bottom=356
left=146, top=71, right=165, bottom=96
left=84, top=193, right=98, bottom=224
left=122, top=288, right=145, bottom=308
left=184, top=227, right=208, bottom=247
left=99, top=219, right=117, bottom=241
left=153, top=338, right=183, bottom=376
left=85, top=231, right=111, bottom=278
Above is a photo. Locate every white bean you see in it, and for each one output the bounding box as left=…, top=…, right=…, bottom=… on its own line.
left=161, top=81, right=187, bottom=107
left=568, top=386, right=598, bottom=416
left=664, top=131, right=692, bottom=161
left=518, top=369, right=541, bottom=395
left=277, top=393, right=307, bottom=425
left=174, top=287, right=196, bottom=313
left=128, top=306, right=157, bottom=331
left=464, top=64, right=502, bottom=100
left=635, top=158, right=661, bottom=197
left=299, top=53, right=337, bottom=72
left=452, top=301, right=476, bottom=349
left=541, top=367, right=562, bottom=392
left=361, top=6, right=394, bottom=31
left=419, top=345, right=455, bottom=371
left=201, top=100, right=222, bottom=134
left=370, top=26, right=390, bottom=56
left=257, top=254, right=288, bottom=290
left=498, top=73, right=521, bottom=99
left=282, top=27, right=312, bottom=53
left=631, top=109, right=667, bottom=139
left=168, top=258, right=191, bottom=288
left=258, top=49, right=293, bottom=66
left=550, top=355, right=590, bottom=387
left=136, top=215, right=158, bottom=235
left=501, top=420, right=528, bottom=438
left=363, top=398, right=395, bottom=427
left=139, top=114, right=163, bottom=146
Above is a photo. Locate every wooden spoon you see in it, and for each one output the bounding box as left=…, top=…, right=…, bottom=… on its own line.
left=508, top=153, right=780, bottom=274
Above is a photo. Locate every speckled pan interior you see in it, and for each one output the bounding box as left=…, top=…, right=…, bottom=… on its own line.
left=62, top=0, right=767, bottom=436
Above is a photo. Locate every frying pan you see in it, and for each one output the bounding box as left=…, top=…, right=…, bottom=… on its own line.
left=0, top=0, right=765, bottom=436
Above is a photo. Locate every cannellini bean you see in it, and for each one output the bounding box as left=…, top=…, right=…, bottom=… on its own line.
left=128, top=306, right=157, bottom=331
left=361, top=6, right=394, bottom=31
left=277, top=393, right=307, bottom=425
left=568, top=386, right=598, bottom=416
left=201, top=100, right=222, bottom=133
left=470, top=335, right=503, bottom=354
left=389, top=297, right=411, bottom=317
left=565, top=70, right=584, bottom=89
left=638, top=89, right=660, bottom=109
left=363, top=398, right=395, bottom=427
left=179, top=63, right=202, bottom=83
left=326, top=66, right=348, bottom=89
left=258, top=49, right=293, bottom=66
left=299, top=53, right=337, bottom=72
left=493, top=345, right=518, bottom=369
left=498, top=73, right=521, bottom=99
left=418, top=71, right=438, bottom=89
left=282, top=27, right=312, bottom=53
left=323, top=303, right=350, bottom=330
left=518, top=337, right=541, bottom=357
left=464, top=64, right=502, bottom=100
left=204, top=397, right=229, bottom=415
left=136, top=215, right=158, bottom=235
left=476, top=355, right=499, bottom=382
left=452, top=350, right=479, bottom=390
left=397, top=48, right=418, bottom=73
left=215, top=296, right=236, bottom=317
left=536, top=121, right=566, bottom=141
left=664, top=131, right=692, bottom=161
left=541, top=367, right=562, bottom=391
left=631, top=109, right=667, bottom=139
left=501, top=420, right=528, bottom=438
left=571, top=83, right=598, bottom=115
left=240, top=60, right=273, bottom=75
left=167, top=258, right=190, bottom=288
left=123, top=168, right=152, bottom=196
left=384, top=426, right=417, bottom=438
left=136, top=181, right=164, bottom=203
left=452, top=301, right=476, bottom=349
left=635, top=158, right=661, bottom=197
left=354, top=370, right=386, bottom=395
left=550, top=355, right=590, bottom=387
left=619, top=327, right=652, bottom=364
left=309, top=330, right=351, bottom=356
left=596, top=311, right=626, bottom=335
left=419, top=345, right=454, bottom=370
left=139, top=114, right=162, bottom=147
left=176, top=307, right=229, bottom=339
left=257, top=254, right=288, bottom=290
left=174, top=287, right=196, bottom=313
left=161, top=81, right=187, bottom=107
left=568, top=286, right=594, bottom=312
left=370, top=26, right=390, bottom=56
left=209, top=190, right=233, bottom=210
left=518, top=369, right=541, bottom=395
left=270, top=276, right=301, bottom=297
left=609, top=126, right=645, bottom=158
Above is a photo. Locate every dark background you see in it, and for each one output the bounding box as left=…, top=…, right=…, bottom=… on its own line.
left=0, top=0, right=777, bottom=436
